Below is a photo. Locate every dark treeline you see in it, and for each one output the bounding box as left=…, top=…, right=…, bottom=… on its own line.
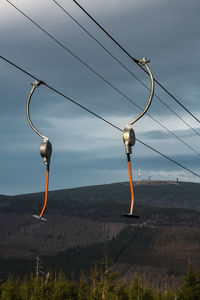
left=0, top=262, right=200, bottom=300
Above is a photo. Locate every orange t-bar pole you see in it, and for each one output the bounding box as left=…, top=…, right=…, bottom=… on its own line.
left=40, top=165, right=49, bottom=218
left=127, top=154, right=135, bottom=214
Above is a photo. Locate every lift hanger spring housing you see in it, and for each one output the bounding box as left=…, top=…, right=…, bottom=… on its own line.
left=40, top=140, right=52, bottom=165
left=123, top=127, right=135, bottom=154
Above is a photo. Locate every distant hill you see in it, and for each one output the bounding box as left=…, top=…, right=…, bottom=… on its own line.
left=1, top=180, right=199, bottom=212
left=0, top=180, right=200, bottom=287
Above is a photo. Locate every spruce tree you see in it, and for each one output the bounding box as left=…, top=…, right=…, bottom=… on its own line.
left=178, top=264, right=200, bottom=300
left=78, top=273, right=90, bottom=300
left=1, top=276, right=20, bottom=300
left=129, top=273, right=154, bottom=300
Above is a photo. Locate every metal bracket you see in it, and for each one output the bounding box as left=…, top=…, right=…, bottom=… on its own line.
left=31, top=80, right=44, bottom=88
left=139, top=57, right=150, bottom=65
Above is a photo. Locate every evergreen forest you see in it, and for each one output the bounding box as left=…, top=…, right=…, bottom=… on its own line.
left=1, top=262, right=200, bottom=299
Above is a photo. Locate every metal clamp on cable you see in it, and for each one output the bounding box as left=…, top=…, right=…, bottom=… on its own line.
left=27, top=80, right=52, bottom=222
left=123, top=58, right=154, bottom=218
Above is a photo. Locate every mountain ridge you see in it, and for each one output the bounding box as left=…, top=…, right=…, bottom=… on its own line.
left=0, top=180, right=200, bottom=285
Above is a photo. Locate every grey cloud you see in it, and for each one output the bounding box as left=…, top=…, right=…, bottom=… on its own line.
left=0, top=0, right=200, bottom=194
left=139, top=127, right=200, bottom=140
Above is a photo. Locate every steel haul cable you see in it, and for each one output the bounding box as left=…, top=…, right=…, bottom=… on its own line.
left=53, top=0, right=200, bottom=138
left=4, top=0, right=200, bottom=157
left=73, top=0, right=200, bottom=125
left=1, top=54, right=200, bottom=179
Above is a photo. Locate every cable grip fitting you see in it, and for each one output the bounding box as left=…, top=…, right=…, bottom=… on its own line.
left=139, top=57, right=150, bottom=65
left=31, top=80, right=44, bottom=88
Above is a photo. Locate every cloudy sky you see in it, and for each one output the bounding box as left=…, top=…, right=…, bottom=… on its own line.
left=0, top=0, right=200, bottom=195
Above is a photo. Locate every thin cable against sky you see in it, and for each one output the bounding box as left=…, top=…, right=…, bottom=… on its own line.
left=73, top=0, right=200, bottom=125
left=4, top=0, right=200, bottom=158
left=1, top=54, right=200, bottom=179
left=53, top=0, right=200, bottom=138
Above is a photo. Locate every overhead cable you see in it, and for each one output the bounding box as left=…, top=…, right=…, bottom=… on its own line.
left=1, top=54, right=200, bottom=179
left=5, top=0, right=200, bottom=157
left=53, top=0, right=200, bottom=138
left=73, top=0, right=200, bottom=125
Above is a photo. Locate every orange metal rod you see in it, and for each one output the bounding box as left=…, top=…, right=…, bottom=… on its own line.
left=127, top=154, right=135, bottom=214
left=40, top=166, right=49, bottom=218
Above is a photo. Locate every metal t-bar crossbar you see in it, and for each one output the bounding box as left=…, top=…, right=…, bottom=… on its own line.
left=27, top=81, right=52, bottom=222
left=123, top=58, right=154, bottom=218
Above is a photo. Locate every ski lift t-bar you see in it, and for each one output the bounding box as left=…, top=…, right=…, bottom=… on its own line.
left=123, top=58, right=154, bottom=218
left=27, top=81, right=52, bottom=222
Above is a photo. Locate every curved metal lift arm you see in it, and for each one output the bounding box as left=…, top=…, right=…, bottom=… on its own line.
left=27, top=81, right=47, bottom=141
left=128, top=58, right=154, bottom=127
left=27, top=81, right=52, bottom=222
left=123, top=58, right=154, bottom=218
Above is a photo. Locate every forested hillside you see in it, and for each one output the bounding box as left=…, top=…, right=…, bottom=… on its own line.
left=0, top=180, right=200, bottom=288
